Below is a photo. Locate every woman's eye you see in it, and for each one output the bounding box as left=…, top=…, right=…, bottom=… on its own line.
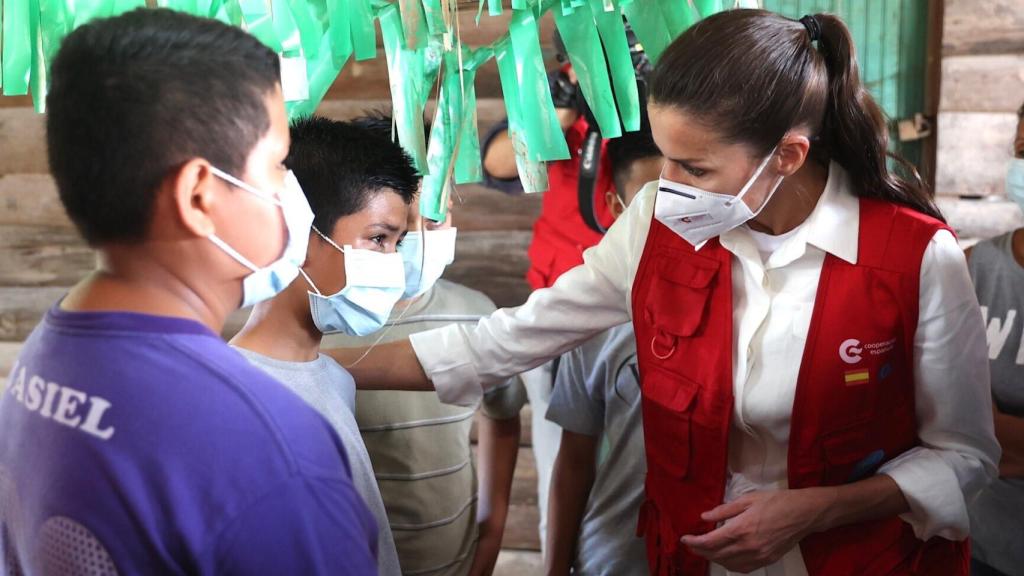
left=686, top=165, right=706, bottom=178
left=371, top=235, right=386, bottom=246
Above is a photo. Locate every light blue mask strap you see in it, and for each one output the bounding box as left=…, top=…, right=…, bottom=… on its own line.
left=210, top=166, right=282, bottom=205
left=208, top=234, right=260, bottom=273
left=297, top=267, right=323, bottom=296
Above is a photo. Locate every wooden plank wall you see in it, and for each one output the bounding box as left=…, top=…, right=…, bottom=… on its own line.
left=934, top=0, right=1024, bottom=240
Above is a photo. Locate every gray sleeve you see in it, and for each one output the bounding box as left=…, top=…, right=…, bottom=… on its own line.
left=545, top=346, right=604, bottom=437
left=480, top=377, right=527, bottom=420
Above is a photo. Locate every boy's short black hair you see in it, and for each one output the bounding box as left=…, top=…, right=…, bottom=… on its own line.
left=286, top=116, right=419, bottom=234
left=607, top=119, right=660, bottom=198
left=46, top=9, right=281, bottom=246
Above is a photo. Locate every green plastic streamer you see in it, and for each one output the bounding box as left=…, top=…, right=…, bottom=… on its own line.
left=693, top=0, right=722, bottom=18
left=494, top=37, right=547, bottom=193
left=587, top=0, right=637, bottom=132
left=326, top=0, right=352, bottom=66
left=28, top=0, right=43, bottom=111
left=398, top=0, right=426, bottom=49
left=379, top=2, right=427, bottom=172
left=158, top=0, right=197, bottom=15
left=419, top=34, right=441, bottom=107
left=270, top=0, right=301, bottom=54
left=286, top=30, right=344, bottom=118
left=239, top=0, right=281, bottom=51
left=453, top=44, right=491, bottom=184
left=507, top=7, right=568, bottom=161
left=288, top=0, right=321, bottom=57
left=350, top=0, right=376, bottom=59
left=658, top=0, right=696, bottom=38
left=487, top=0, right=501, bottom=16
left=3, top=0, right=31, bottom=94
left=420, top=0, right=444, bottom=36
left=420, top=48, right=463, bottom=221
left=551, top=5, right=619, bottom=136
left=621, top=3, right=669, bottom=63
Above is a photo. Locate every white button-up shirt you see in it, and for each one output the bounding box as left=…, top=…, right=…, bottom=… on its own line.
left=410, top=164, right=999, bottom=573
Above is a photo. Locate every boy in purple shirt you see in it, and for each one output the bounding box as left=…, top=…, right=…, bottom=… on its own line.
left=0, top=9, right=376, bottom=575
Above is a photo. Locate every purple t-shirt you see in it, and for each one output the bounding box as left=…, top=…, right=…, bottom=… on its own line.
left=0, top=306, right=378, bottom=574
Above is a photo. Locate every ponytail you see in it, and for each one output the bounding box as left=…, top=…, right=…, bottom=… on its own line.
left=814, top=14, right=943, bottom=221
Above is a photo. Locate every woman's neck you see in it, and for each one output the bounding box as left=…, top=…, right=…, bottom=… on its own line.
left=749, top=160, right=830, bottom=236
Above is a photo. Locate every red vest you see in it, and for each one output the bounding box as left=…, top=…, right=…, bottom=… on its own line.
left=526, top=115, right=615, bottom=290
left=630, top=198, right=970, bottom=575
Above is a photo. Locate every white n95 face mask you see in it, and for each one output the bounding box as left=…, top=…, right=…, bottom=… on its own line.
left=398, top=227, right=457, bottom=299
left=655, top=148, right=782, bottom=247
left=207, top=168, right=314, bottom=308
left=302, top=228, right=406, bottom=336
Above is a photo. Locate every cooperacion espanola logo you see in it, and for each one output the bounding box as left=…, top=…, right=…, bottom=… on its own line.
left=839, top=339, right=863, bottom=364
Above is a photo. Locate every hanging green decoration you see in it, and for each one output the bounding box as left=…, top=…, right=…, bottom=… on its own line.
left=694, top=0, right=722, bottom=18
left=453, top=44, right=491, bottom=185
left=494, top=36, right=547, bottom=193
left=507, top=6, right=568, bottom=162
left=551, top=4, right=619, bottom=136
left=3, top=0, right=31, bottom=94
left=4, top=0, right=714, bottom=216
left=350, top=0, right=376, bottom=59
left=587, top=0, right=638, bottom=132
left=379, top=2, right=427, bottom=172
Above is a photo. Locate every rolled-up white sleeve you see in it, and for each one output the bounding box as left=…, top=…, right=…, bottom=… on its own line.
left=878, top=229, right=1000, bottom=541
left=410, top=182, right=659, bottom=406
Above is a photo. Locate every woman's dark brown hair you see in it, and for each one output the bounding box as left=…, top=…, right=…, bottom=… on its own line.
left=649, top=9, right=943, bottom=220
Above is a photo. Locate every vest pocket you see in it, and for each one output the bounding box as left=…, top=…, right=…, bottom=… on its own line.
left=643, top=255, right=719, bottom=340
left=642, top=366, right=699, bottom=480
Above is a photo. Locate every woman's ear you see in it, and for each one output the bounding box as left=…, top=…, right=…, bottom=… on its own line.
left=172, top=159, right=220, bottom=238
left=775, top=134, right=812, bottom=177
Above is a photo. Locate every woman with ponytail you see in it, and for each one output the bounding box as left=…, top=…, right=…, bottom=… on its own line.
left=324, top=10, right=999, bottom=575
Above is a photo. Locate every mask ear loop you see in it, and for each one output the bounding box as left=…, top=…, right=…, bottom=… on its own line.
left=725, top=145, right=779, bottom=209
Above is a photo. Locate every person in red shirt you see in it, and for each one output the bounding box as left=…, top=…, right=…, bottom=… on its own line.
left=480, top=28, right=650, bottom=290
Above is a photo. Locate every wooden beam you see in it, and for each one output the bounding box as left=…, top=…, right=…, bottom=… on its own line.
left=939, top=54, right=1024, bottom=114
left=0, top=225, right=95, bottom=287
left=444, top=230, right=533, bottom=309
left=935, top=111, right=1018, bottom=198
left=0, top=96, right=514, bottom=178
left=0, top=108, right=47, bottom=174
left=0, top=174, right=71, bottom=228
left=0, top=287, right=68, bottom=342
left=942, top=0, right=1024, bottom=57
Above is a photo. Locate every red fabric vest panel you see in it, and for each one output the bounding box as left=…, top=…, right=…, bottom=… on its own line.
left=526, top=116, right=615, bottom=290
left=630, top=199, right=969, bottom=576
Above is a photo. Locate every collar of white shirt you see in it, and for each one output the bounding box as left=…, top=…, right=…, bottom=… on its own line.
left=711, top=161, right=860, bottom=268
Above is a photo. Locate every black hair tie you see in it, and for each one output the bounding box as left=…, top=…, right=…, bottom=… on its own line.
left=800, top=15, right=821, bottom=42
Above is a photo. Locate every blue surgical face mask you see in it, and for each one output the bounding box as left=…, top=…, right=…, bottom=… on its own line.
left=207, top=168, right=313, bottom=308
left=398, top=227, right=457, bottom=299
left=1007, top=158, right=1024, bottom=213
left=301, top=228, right=406, bottom=336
